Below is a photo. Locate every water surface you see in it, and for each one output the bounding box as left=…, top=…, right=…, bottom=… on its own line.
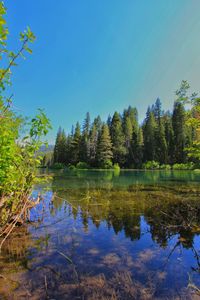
left=1, top=170, right=200, bottom=299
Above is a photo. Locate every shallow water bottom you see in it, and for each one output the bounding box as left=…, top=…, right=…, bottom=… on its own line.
left=0, top=170, right=200, bottom=299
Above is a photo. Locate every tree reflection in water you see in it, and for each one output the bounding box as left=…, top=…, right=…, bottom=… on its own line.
left=0, top=171, right=200, bottom=299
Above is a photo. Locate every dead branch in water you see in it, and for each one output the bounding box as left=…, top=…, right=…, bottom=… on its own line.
left=0, top=194, right=41, bottom=251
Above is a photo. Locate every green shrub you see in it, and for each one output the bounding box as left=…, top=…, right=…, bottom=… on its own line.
left=68, top=165, right=76, bottom=170
left=113, top=163, right=120, bottom=171
left=160, top=164, right=171, bottom=170
left=76, top=162, right=89, bottom=169
left=52, top=163, right=65, bottom=169
left=100, top=159, right=113, bottom=169
left=142, top=161, right=160, bottom=170
left=172, top=162, right=195, bottom=170
left=0, top=107, right=51, bottom=228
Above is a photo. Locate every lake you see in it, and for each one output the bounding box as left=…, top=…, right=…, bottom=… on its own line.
left=1, top=170, right=200, bottom=299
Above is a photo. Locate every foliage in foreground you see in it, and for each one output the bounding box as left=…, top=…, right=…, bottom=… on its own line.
left=0, top=2, right=51, bottom=239
left=0, top=108, right=51, bottom=227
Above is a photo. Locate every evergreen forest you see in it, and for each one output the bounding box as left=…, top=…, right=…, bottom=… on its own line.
left=51, top=82, right=200, bottom=169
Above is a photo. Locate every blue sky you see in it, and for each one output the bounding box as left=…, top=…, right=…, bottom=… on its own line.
left=5, top=0, right=200, bottom=142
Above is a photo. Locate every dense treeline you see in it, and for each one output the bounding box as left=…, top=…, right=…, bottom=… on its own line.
left=50, top=82, right=199, bottom=169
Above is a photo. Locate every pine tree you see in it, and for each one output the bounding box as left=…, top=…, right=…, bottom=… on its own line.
left=80, top=112, right=91, bottom=162
left=96, top=124, right=113, bottom=168
left=89, top=122, right=98, bottom=166
left=129, top=127, right=144, bottom=168
left=54, top=126, right=62, bottom=163
left=172, top=101, right=186, bottom=163
left=137, top=127, right=144, bottom=165
left=153, top=98, right=162, bottom=122
left=94, top=115, right=102, bottom=134
left=164, top=112, right=174, bottom=164
left=71, top=122, right=81, bottom=165
left=127, top=106, right=138, bottom=134
left=53, top=127, right=67, bottom=164
left=123, top=115, right=133, bottom=166
left=65, top=134, right=73, bottom=165
left=83, top=112, right=90, bottom=136
left=122, top=107, right=140, bottom=167
left=143, top=108, right=157, bottom=161
left=124, top=116, right=133, bottom=149
left=156, top=121, right=167, bottom=164
left=152, top=99, right=168, bottom=163
left=107, top=114, right=112, bottom=130
left=110, top=112, right=126, bottom=166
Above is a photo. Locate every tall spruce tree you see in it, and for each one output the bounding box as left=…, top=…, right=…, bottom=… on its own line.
left=65, top=133, right=73, bottom=165
left=89, top=122, right=98, bottom=167
left=152, top=99, right=167, bottom=163
left=94, top=115, right=102, bottom=134
left=153, top=98, right=162, bottom=122
left=110, top=112, right=126, bottom=166
left=143, top=108, right=157, bottom=161
left=124, top=115, right=133, bottom=149
left=127, top=106, right=138, bottom=133
left=129, top=127, right=144, bottom=168
left=107, top=114, right=112, bottom=130
left=96, top=124, right=113, bottom=168
left=71, top=122, right=81, bottom=165
left=163, top=112, right=174, bottom=164
left=54, top=126, right=62, bottom=163
left=124, top=107, right=140, bottom=167
left=53, top=127, right=67, bottom=164
left=156, top=121, right=168, bottom=164
left=172, top=101, right=186, bottom=163
left=123, top=115, right=134, bottom=167
left=137, top=127, right=144, bottom=165
left=80, top=112, right=91, bottom=162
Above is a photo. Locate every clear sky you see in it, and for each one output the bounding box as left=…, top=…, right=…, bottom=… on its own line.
left=5, top=0, right=200, bottom=142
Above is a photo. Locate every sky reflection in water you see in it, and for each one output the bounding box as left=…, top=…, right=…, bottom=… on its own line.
left=1, top=170, right=200, bottom=299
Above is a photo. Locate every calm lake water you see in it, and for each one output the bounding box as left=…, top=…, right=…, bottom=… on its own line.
left=1, top=170, right=200, bottom=299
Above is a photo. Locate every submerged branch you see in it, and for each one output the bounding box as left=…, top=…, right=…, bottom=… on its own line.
left=0, top=194, right=41, bottom=251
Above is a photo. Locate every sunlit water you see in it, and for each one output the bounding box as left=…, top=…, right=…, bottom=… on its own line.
left=1, top=170, right=200, bottom=299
